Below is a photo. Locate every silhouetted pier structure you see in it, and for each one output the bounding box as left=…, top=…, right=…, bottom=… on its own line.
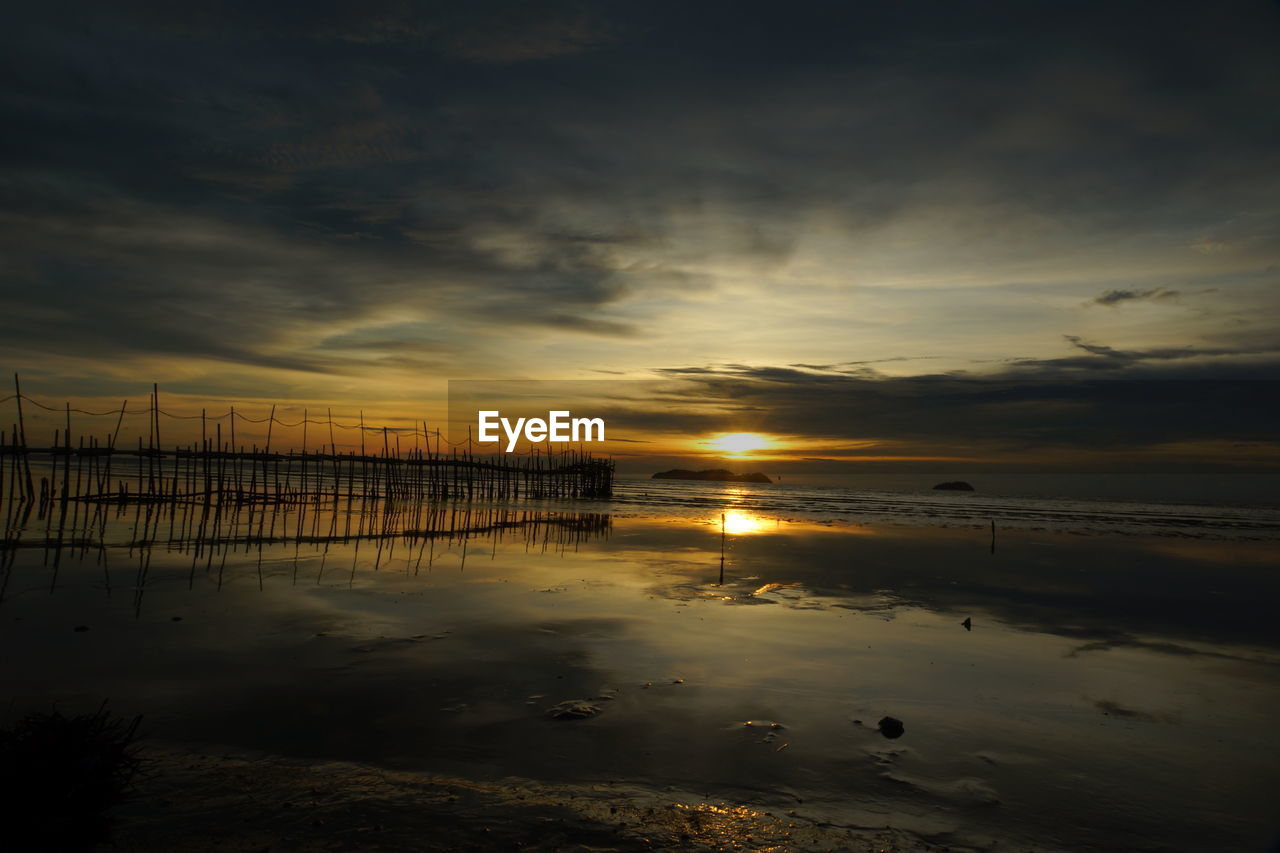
left=1, top=378, right=614, bottom=510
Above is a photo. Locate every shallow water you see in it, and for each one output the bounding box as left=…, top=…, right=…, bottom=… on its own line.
left=605, top=476, right=1280, bottom=538
left=2, top=491, right=1279, bottom=852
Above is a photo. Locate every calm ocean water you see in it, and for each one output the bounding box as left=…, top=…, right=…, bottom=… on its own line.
left=3, top=470, right=1279, bottom=851
left=600, top=474, right=1280, bottom=539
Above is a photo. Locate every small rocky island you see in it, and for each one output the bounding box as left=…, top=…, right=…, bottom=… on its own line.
left=932, top=480, right=975, bottom=491
left=652, top=468, right=773, bottom=484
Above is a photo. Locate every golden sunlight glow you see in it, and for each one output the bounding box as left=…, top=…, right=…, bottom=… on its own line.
left=721, top=509, right=770, bottom=535
left=704, top=432, right=770, bottom=456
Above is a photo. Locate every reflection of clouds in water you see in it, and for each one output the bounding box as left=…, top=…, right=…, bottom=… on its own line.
left=1093, top=699, right=1178, bottom=724
left=1141, top=539, right=1280, bottom=565
left=1062, top=630, right=1280, bottom=667
left=615, top=516, right=1280, bottom=660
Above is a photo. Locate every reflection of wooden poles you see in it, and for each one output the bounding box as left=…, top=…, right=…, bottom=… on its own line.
left=990, top=519, right=996, bottom=554
left=718, top=511, right=726, bottom=585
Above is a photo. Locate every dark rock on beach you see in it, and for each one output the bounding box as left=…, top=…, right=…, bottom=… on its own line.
left=932, top=481, right=975, bottom=491
left=652, top=469, right=772, bottom=483
left=877, top=716, right=905, bottom=739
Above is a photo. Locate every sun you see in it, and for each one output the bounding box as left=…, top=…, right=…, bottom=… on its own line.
left=705, top=432, right=770, bottom=457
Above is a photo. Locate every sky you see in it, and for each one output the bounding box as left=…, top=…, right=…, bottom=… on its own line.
left=2, top=1, right=1278, bottom=468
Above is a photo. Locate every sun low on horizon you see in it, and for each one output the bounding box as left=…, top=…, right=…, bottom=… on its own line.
left=702, top=432, right=772, bottom=457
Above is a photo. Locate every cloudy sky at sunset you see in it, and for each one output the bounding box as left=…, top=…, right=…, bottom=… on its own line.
left=3, top=1, right=1277, bottom=467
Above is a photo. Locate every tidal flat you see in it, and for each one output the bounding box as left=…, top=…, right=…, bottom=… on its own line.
left=2, top=488, right=1278, bottom=852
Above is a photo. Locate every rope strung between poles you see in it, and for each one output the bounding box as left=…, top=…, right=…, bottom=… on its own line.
left=3, top=390, right=577, bottom=451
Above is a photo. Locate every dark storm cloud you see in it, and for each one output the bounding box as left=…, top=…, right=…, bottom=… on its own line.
left=1004, top=335, right=1280, bottom=373
left=0, top=0, right=648, bottom=373
left=617, top=344, right=1280, bottom=468
left=1091, top=289, right=1180, bottom=307
left=2, top=0, right=1279, bottom=381
left=788, top=358, right=940, bottom=371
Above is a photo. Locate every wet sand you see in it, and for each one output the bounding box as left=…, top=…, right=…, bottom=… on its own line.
left=2, top=496, right=1278, bottom=851
left=113, top=745, right=927, bottom=852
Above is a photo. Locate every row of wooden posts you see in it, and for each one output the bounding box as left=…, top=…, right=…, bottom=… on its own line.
left=1, top=379, right=614, bottom=509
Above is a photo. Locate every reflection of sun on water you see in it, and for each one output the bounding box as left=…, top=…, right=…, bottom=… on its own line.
left=721, top=509, right=769, bottom=535
left=705, top=432, right=769, bottom=457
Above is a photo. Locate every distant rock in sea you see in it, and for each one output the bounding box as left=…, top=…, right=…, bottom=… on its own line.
left=932, top=481, right=975, bottom=491
left=652, top=469, right=773, bottom=484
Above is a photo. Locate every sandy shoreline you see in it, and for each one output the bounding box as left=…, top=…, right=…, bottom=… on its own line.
left=111, top=744, right=947, bottom=853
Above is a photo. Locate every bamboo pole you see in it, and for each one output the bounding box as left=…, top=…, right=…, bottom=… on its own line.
left=13, top=374, right=33, bottom=500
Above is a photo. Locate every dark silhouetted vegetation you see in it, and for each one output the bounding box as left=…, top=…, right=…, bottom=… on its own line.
left=0, top=705, right=141, bottom=851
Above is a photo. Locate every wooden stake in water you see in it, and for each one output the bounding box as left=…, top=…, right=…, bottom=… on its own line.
left=153, top=383, right=161, bottom=458
left=13, top=373, right=33, bottom=499
left=718, top=511, right=726, bottom=585
left=111, top=399, right=127, bottom=450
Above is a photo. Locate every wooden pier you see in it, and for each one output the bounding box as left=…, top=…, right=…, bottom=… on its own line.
left=1, top=378, right=614, bottom=509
